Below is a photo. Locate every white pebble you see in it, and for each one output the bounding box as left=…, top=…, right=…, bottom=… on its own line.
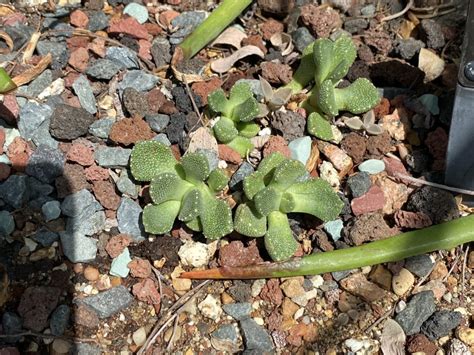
left=178, top=240, right=211, bottom=268
left=132, top=327, right=147, bottom=346
left=198, top=294, right=222, bottom=320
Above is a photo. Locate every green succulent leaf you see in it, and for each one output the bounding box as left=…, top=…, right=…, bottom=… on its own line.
left=213, top=116, right=239, bottom=143
left=228, top=82, right=254, bottom=107
left=234, top=203, right=267, bottom=237
left=142, top=201, right=180, bottom=235
left=207, top=169, right=229, bottom=192
left=181, top=152, right=210, bottom=182
left=279, top=191, right=296, bottom=213
left=285, top=41, right=316, bottom=93
left=208, top=88, right=232, bottom=116
left=271, top=159, right=307, bottom=191
left=200, top=196, right=233, bottom=239
left=333, top=78, right=381, bottom=114
left=236, top=121, right=260, bottom=138
left=317, top=80, right=338, bottom=116
left=327, top=35, right=357, bottom=84
left=313, top=38, right=334, bottom=87
left=265, top=211, right=298, bottom=261
left=178, top=188, right=202, bottom=222
left=256, top=152, right=287, bottom=179
left=186, top=217, right=202, bottom=232
left=0, top=68, right=17, bottom=94
left=149, top=172, right=192, bottom=204
left=307, top=112, right=334, bottom=140
left=226, top=136, right=254, bottom=157
left=232, top=97, right=260, bottom=122
left=286, top=178, right=344, bottom=222
left=254, top=186, right=281, bottom=217
left=130, top=141, right=177, bottom=182
left=243, top=171, right=266, bottom=200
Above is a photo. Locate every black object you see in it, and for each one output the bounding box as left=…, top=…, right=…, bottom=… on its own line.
left=445, top=0, right=474, bottom=205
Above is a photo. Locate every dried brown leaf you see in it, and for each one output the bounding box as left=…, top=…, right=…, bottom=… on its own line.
left=380, top=319, right=406, bottom=355
left=211, top=26, right=247, bottom=49
left=0, top=31, right=13, bottom=54
left=22, top=32, right=41, bottom=64
left=210, top=45, right=264, bottom=74
left=12, top=53, right=52, bottom=87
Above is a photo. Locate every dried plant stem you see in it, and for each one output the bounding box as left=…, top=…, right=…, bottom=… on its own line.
left=381, top=0, right=414, bottom=21
left=395, top=173, right=474, bottom=196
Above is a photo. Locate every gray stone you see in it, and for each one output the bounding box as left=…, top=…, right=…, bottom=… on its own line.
left=448, top=339, right=471, bottom=355
left=421, top=19, right=445, bottom=49
left=86, top=59, right=121, bottom=80
left=95, top=146, right=131, bottom=168
left=407, top=186, right=459, bottom=224
left=395, top=290, right=436, bottom=335
left=0, top=211, right=15, bottom=237
left=18, top=102, right=53, bottom=140
left=24, top=69, right=53, bottom=97
left=119, top=70, right=159, bottom=93
left=240, top=318, right=274, bottom=351
left=153, top=133, right=171, bottom=146
left=116, top=173, right=138, bottom=198
left=71, top=342, right=101, bottom=355
left=26, top=145, right=65, bottom=183
left=405, top=254, right=434, bottom=278
left=67, top=210, right=106, bottom=236
left=32, top=119, right=58, bottom=149
left=0, top=175, right=28, bottom=208
left=27, top=177, right=54, bottom=200
left=37, top=40, right=69, bottom=69
left=50, top=304, right=70, bottom=336
left=5, top=23, right=34, bottom=51
left=145, top=114, right=169, bottom=133
left=347, top=172, right=371, bottom=198
left=229, top=162, right=254, bottom=190
left=42, top=200, right=61, bottom=221
left=421, top=310, right=462, bottom=340
left=360, top=4, right=375, bottom=16
left=196, top=148, right=218, bottom=171
left=150, top=37, right=171, bottom=68
left=60, top=231, right=98, bottom=263
left=212, top=324, right=239, bottom=343
left=79, top=285, right=133, bottom=318
left=123, top=3, right=148, bottom=24
left=395, top=38, right=425, bottom=60
left=170, top=11, right=206, bottom=44
left=117, top=197, right=145, bottom=241
left=34, top=228, right=59, bottom=247
left=72, top=75, right=97, bottom=115
left=222, top=303, right=252, bottom=321
left=61, top=189, right=100, bottom=217
left=106, top=46, right=139, bottom=69
left=332, top=270, right=351, bottom=281
left=2, top=311, right=22, bottom=342
left=271, top=111, right=306, bottom=141
left=89, top=118, right=114, bottom=139
left=88, top=11, right=109, bottom=32
left=50, top=104, right=95, bottom=140
left=291, top=27, right=315, bottom=53
left=344, top=18, right=368, bottom=34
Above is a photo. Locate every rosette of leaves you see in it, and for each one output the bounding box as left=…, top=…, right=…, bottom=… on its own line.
left=343, top=109, right=383, bottom=135
left=258, top=76, right=292, bottom=116
left=286, top=34, right=380, bottom=117
left=130, top=141, right=233, bottom=239
left=208, top=82, right=261, bottom=157
left=234, top=153, right=344, bottom=261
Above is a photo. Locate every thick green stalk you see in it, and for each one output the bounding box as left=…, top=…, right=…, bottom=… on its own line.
left=0, top=68, right=16, bottom=94
left=178, top=0, right=253, bottom=60
left=181, top=214, right=474, bottom=279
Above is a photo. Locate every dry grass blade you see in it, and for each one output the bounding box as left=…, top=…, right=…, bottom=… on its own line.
left=22, top=32, right=41, bottom=64
left=12, top=53, right=52, bottom=87
left=0, top=30, right=14, bottom=54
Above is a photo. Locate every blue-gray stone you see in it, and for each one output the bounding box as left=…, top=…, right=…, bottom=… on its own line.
left=405, top=254, right=434, bottom=278
left=95, top=146, right=131, bottom=168
left=32, top=119, right=58, bottom=149
left=235, top=79, right=264, bottom=101
left=239, top=318, right=274, bottom=351
left=61, top=189, right=100, bottom=217
left=50, top=304, right=70, bottom=336
left=86, top=59, right=121, bottom=80
left=37, top=40, right=69, bottom=69
left=395, top=291, right=436, bottom=335
left=421, top=310, right=462, bottom=340
left=324, top=219, right=344, bottom=241
left=358, top=159, right=385, bottom=175
left=34, top=228, right=59, bottom=247
left=26, top=145, right=65, bottom=183
left=1, top=311, right=22, bottom=342
left=67, top=208, right=105, bottom=236
left=291, top=27, right=315, bottom=53
left=72, top=75, right=97, bottom=115
left=332, top=270, right=351, bottom=281
left=145, top=114, right=169, bottom=133
left=196, top=148, right=218, bottom=171
left=116, top=173, right=138, bottom=198
left=29, top=196, right=54, bottom=210
left=288, top=136, right=312, bottom=165
left=42, top=200, right=61, bottom=222
left=18, top=102, right=53, bottom=140
left=79, top=285, right=133, bottom=318
left=117, top=197, right=145, bottom=241
left=123, top=3, right=148, bottom=24
left=119, top=70, right=159, bottom=93
left=71, top=342, right=101, bottom=355
left=222, top=303, right=252, bottom=321
left=27, top=177, right=54, bottom=200
left=110, top=248, right=132, bottom=277
left=0, top=211, right=15, bottom=237
left=150, top=37, right=171, bottom=67
left=361, top=4, right=376, bottom=16
left=170, top=11, right=206, bottom=44
left=418, top=94, right=439, bottom=115
left=88, top=11, right=109, bottom=32
left=106, top=47, right=139, bottom=69
left=5, top=24, right=34, bottom=51
left=0, top=175, right=28, bottom=208
left=229, top=162, right=254, bottom=190
left=347, top=172, right=371, bottom=198
left=212, top=324, right=239, bottom=343
left=153, top=133, right=171, bottom=146
left=24, top=69, right=53, bottom=97
left=60, top=231, right=98, bottom=263
left=89, top=118, right=114, bottom=139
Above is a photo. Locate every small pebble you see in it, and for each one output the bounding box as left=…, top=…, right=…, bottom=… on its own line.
left=42, top=200, right=61, bottom=222
left=84, top=266, right=100, bottom=281
left=123, top=3, right=148, bottom=24
left=132, top=326, right=147, bottom=346
left=288, top=136, right=312, bottom=165
left=358, top=159, right=385, bottom=175
left=323, top=219, right=344, bottom=241
left=392, top=268, right=415, bottom=296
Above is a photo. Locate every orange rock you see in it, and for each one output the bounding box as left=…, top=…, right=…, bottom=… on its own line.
left=108, top=17, right=149, bottom=40
left=263, top=135, right=291, bottom=158
left=191, top=77, right=222, bottom=105
left=7, top=137, right=32, bottom=172
left=159, top=10, right=179, bottom=28
left=84, top=164, right=109, bottom=181
left=70, top=9, right=89, bottom=28
left=68, top=47, right=89, bottom=72
left=66, top=142, right=94, bottom=166
left=218, top=144, right=242, bottom=164
left=109, top=117, right=154, bottom=146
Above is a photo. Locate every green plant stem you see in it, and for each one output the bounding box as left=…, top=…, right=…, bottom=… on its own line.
left=178, top=0, right=253, bottom=60
left=181, top=214, right=474, bottom=279
left=0, top=68, right=17, bottom=94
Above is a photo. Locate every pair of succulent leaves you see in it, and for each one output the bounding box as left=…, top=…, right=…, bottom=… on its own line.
left=130, top=141, right=343, bottom=261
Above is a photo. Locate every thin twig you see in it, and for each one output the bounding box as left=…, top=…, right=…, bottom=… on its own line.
left=395, top=173, right=474, bottom=196
left=0, top=331, right=97, bottom=343
left=183, top=77, right=204, bottom=132
left=443, top=246, right=462, bottom=282
left=461, top=245, right=469, bottom=306
left=380, top=0, right=414, bottom=21
left=166, top=316, right=179, bottom=351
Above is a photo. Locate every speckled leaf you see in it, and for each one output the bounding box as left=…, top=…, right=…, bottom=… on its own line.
left=178, top=189, right=202, bottom=222
left=317, top=80, right=338, bottom=116
left=228, top=82, right=254, bottom=106
left=208, top=88, right=232, bottom=116
left=265, top=211, right=298, bottom=261
left=149, top=172, right=192, bottom=204
left=213, top=116, right=239, bottom=143
left=181, top=152, right=210, bottom=182
left=234, top=203, right=267, bottom=237
left=186, top=217, right=202, bottom=232
left=254, top=186, right=281, bottom=217
left=271, top=159, right=307, bottom=190
left=232, top=97, right=260, bottom=122
left=334, top=78, right=380, bottom=114
left=226, top=136, right=254, bottom=157
left=307, top=112, right=333, bottom=140
left=207, top=168, right=229, bottom=192
left=236, top=121, right=260, bottom=138
left=243, top=171, right=266, bottom=200
left=200, top=196, right=233, bottom=239
left=130, top=141, right=177, bottom=182
left=142, top=201, right=180, bottom=235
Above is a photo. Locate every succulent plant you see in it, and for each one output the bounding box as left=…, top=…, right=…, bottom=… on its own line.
left=208, top=82, right=261, bottom=157
left=0, top=68, right=16, bottom=94
left=234, top=152, right=344, bottom=261
left=307, top=111, right=333, bottom=141
left=343, top=109, right=384, bottom=135
left=130, top=141, right=233, bottom=239
left=286, top=34, right=380, bottom=117
left=258, top=76, right=292, bottom=116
